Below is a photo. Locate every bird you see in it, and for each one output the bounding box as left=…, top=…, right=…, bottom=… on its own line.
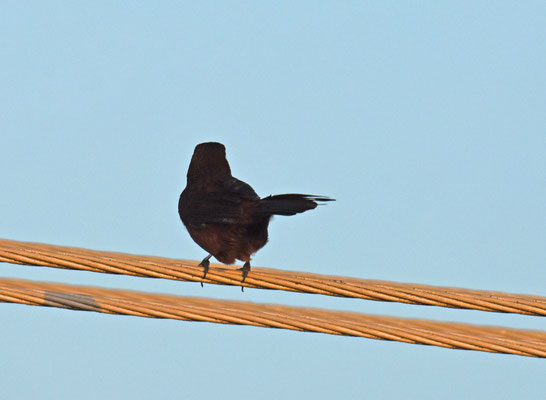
left=178, top=142, right=334, bottom=285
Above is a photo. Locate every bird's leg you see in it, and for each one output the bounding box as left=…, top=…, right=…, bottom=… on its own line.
left=241, top=261, right=251, bottom=281
left=198, top=254, right=212, bottom=287
left=239, top=261, right=251, bottom=291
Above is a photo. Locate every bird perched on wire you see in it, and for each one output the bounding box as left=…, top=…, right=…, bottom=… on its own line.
left=178, top=142, right=334, bottom=286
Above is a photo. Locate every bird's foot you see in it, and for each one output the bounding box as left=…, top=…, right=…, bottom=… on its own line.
left=198, top=254, right=212, bottom=287
left=239, top=261, right=251, bottom=292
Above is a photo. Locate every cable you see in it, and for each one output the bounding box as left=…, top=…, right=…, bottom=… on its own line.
left=1, top=277, right=544, bottom=358
left=1, top=238, right=545, bottom=316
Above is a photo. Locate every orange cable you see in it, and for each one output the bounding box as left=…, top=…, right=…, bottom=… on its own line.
left=0, top=277, right=545, bottom=357
left=1, top=238, right=545, bottom=316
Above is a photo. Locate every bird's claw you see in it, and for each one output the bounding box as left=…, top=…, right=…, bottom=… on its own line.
left=198, top=256, right=211, bottom=287
left=240, top=261, right=251, bottom=291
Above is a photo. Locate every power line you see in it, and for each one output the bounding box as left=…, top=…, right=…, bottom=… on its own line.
left=1, top=277, right=544, bottom=357
left=1, top=238, right=544, bottom=316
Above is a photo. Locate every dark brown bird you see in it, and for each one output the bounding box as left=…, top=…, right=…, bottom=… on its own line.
left=178, top=142, right=334, bottom=284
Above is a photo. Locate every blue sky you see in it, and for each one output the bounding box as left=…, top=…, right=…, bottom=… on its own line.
left=1, top=2, right=545, bottom=399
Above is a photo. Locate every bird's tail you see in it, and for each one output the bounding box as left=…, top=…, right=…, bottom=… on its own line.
left=258, top=194, right=334, bottom=216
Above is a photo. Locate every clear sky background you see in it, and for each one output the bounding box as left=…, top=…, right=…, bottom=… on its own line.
left=1, top=2, right=545, bottom=399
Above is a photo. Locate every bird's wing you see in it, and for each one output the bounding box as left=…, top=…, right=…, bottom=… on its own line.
left=180, top=177, right=259, bottom=227
left=220, top=177, right=260, bottom=201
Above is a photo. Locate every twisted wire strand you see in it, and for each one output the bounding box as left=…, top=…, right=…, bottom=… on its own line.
left=0, top=277, right=545, bottom=358
left=1, top=238, right=545, bottom=316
